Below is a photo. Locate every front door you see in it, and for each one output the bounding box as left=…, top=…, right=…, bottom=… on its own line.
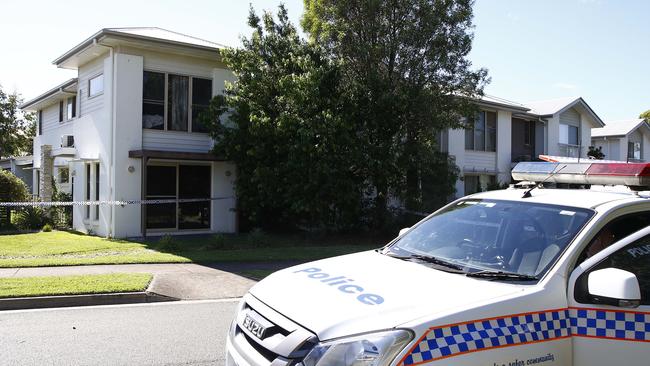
left=568, top=226, right=650, bottom=366
left=145, top=164, right=211, bottom=231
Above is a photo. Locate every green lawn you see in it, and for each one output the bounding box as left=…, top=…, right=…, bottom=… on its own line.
left=0, top=231, right=383, bottom=268
left=0, top=273, right=153, bottom=298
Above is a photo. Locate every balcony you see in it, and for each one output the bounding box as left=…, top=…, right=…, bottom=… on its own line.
left=558, top=143, right=583, bottom=158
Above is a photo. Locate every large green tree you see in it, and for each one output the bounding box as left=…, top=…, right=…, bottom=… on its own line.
left=0, top=85, right=35, bottom=158
left=302, top=0, right=488, bottom=223
left=640, top=109, right=650, bottom=123
left=204, top=5, right=365, bottom=231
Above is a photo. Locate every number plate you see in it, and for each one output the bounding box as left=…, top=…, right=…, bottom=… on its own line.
left=243, top=314, right=267, bottom=340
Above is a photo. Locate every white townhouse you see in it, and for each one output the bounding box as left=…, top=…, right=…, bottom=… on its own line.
left=20, top=28, right=237, bottom=238
left=591, top=119, right=650, bottom=162
left=443, top=96, right=605, bottom=196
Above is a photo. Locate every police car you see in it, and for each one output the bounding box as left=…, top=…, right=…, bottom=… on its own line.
left=226, top=161, right=650, bottom=366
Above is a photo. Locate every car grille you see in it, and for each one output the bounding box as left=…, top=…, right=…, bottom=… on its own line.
left=231, top=294, right=318, bottom=366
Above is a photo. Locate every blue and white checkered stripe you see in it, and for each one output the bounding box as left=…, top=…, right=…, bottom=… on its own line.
left=402, top=309, right=571, bottom=365
left=401, top=308, right=650, bottom=366
left=571, top=308, right=650, bottom=342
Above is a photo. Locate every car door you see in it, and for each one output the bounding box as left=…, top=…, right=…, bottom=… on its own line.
left=568, top=226, right=650, bottom=366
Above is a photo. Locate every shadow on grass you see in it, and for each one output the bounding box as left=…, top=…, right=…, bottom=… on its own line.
left=137, top=231, right=392, bottom=276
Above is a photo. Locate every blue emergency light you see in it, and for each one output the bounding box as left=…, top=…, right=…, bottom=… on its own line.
left=511, top=161, right=650, bottom=187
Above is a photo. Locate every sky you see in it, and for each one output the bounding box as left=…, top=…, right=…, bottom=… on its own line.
left=0, top=0, right=647, bottom=121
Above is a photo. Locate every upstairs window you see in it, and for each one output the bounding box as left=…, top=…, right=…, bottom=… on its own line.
left=191, top=78, right=212, bottom=133
left=66, top=96, right=76, bottom=120
left=142, top=71, right=212, bottom=133
left=88, top=74, right=104, bottom=98
left=465, top=111, right=497, bottom=152
left=38, top=110, right=42, bottom=135
left=560, top=124, right=579, bottom=145
left=168, top=74, right=189, bottom=131
left=143, top=71, right=165, bottom=130
left=628, top=141, right=641, bottom=160
left=59, top=101, right=64, bottom=123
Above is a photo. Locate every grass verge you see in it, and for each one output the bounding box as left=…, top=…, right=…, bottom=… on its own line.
left=0, top=273, right=153, bottom=298
left=0, top=231, right=384, bottom=268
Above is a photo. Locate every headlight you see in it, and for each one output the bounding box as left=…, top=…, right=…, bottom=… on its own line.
left=299, top=329, right=413, bottom=366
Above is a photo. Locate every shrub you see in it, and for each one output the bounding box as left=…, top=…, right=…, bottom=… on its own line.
left=12, top=205, right=50, bottom=231
left=157, top=234, right=180, bottom=252
left=42, top=223, right=53, bottom=232
left=0, top=170, right=30, bottom=231
left=247, top=228, right=270, bottom=247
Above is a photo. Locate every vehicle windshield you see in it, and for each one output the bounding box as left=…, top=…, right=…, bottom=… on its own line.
left=387, top=199, right=594, bottom=279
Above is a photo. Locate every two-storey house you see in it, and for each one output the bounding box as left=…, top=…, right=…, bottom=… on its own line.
left=443, top=96, right=604, bottom=196
left=591, top=119, right=650, bottom=162
left=20, top=28, right=237, bottom=238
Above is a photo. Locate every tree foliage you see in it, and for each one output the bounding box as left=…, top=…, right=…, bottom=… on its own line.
left=0, top=85, right=35, bottom=158
left=587, top=145, right=605, bottom=160
left=0, top=169, right=30, bottom=230
left=640, top=109, right=650, bottom=123
left=206, top=2, right=487, bottom=231
left=204, top=5, right=365, bottom=231
left=302, top=0, right=487, bottom=223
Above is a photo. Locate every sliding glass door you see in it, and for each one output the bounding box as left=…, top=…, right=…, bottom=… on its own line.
left=145, top=164, right=211, bottom=231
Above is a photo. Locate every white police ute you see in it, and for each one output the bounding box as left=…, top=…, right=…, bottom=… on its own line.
left=226, top=161, right=650, bottom=366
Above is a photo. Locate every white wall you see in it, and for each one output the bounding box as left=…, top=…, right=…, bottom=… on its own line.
left=496, top=110, right=512, bottom=184
left=447, top=128, right=465, bottom=197
left=111, top=53, right=145, bottom=238
left=212, top=162, right=237, bottom=232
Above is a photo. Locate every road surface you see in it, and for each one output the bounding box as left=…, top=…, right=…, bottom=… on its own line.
left=0, top=299, right=239, bottom=366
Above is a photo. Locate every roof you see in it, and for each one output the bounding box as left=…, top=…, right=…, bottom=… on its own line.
left=591, top=118, right=649, bottom=138
left=524, top=97, right=580, bottom=116
left=53, top=27, right=225, bottom=67
left=19, top=78, right=78, bottom=110
left=524, top=96, right=605, bottom=127
left=470, top=187, right=642, bottom=210
left=476, top=94, right=530, bottom=112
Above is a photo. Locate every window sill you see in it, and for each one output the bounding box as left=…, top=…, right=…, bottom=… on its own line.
left=142, top=128, right=210, bottom=135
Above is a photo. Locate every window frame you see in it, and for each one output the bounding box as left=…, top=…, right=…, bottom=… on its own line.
left=628, top=141, right=641, bottom=160
left=141, top=69, right=212, bottom=134
left=66, top=96, right=77, bottom=121
left=38, top=110, right=42, bottom=136
left=59, top=100, right=64, bottom=123
left=465, top=110, right=497, bottom=152
left=560, top=123, right=580, bottom=146
left=88, top=74, right=104, bottom=99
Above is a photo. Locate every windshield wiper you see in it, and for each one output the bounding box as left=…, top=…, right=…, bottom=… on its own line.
left=384, top=252, right=465, bottom=271
left=465, top=270, right=538, bottom=281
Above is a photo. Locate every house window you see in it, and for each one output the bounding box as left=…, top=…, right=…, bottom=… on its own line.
left=94, top=163, right=100, bottom=220
left=168, top=74, right=189, bottom=131
left=524, top=121, right=534, bottom=146
left=464, top=174, right=496, bottom=196
left=560, top=124, right=579, bottom=145
left=85, top=164, right=91, bottom=219
left=59, top=101, right=64, bottom=123
left=145, top=164, right=211, bottom=230
left=38, top=110, right=42, bottom=135
left=191, top=78, right=212, bottom=133
left=89, top=74, right=104, bottom=98
left=66, top=96, right=76, bottom=120
left=143, top=71, right=165, bottom=130
left=142, top=71, right=212, bottom=133
left=58, top=167, right=69, bottom=184
left=465, top=111, right=497, bottom=152
left=628, top=141, right=641, bottom=160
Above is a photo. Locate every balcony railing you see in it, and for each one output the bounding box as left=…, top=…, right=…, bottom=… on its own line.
left=558, top=143, right=583, bottom=158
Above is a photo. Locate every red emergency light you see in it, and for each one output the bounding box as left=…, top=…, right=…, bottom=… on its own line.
left=511, top=161, right=650, bottom=188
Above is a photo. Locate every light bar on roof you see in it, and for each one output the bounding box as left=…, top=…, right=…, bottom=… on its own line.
left=511, top=161, right=650, bottom=187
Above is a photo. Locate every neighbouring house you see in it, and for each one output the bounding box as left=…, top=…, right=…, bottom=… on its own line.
left=20, top=28, right=237, bottom=238
left=0, top=155, right=34, bottom=193
left=591, top=119, right=650, bottom=162
left=443, top=96, right=605, bottom=196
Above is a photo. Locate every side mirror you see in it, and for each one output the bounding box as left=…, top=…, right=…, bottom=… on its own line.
left=398, top=227, right=410, bottom=237
left=588, top=268, right=641, bottom=308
